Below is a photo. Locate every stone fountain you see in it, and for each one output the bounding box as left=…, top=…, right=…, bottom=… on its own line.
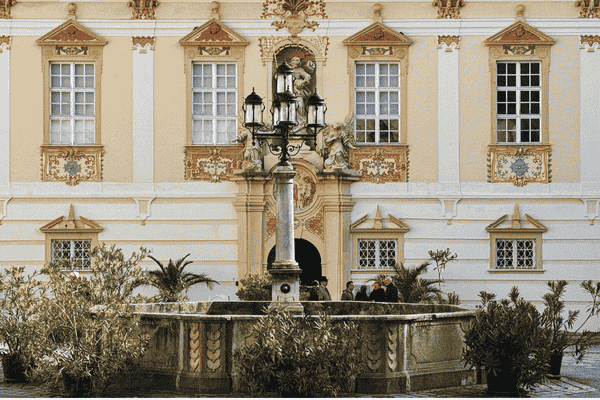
left=120, top=300, right=476, bottom=395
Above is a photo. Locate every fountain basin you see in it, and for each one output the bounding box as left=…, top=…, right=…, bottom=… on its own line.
left=123, top=301, right=476, bottom=395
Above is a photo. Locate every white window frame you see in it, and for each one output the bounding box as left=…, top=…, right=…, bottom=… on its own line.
left=357, top=238, right=398, bottom=269
left=354, top=62, right=400, bottom=145
left=191, top=62, right=237, bottom=145
left=494, top=238, right=536, bottom=270
left=51, top=238, right=92, bottom=270
left=496, top=61, right=541, bottom=145
left=49, top=62, right=95, bottom=145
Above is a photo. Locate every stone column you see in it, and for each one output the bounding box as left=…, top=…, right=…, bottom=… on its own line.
left=580, top=37, right=600, bottom=193
left=269, top=162, right=303, bottom=314
left=0, top=36, right=10, bottom=195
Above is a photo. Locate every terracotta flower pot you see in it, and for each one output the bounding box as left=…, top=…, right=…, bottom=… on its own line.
left=486, top=368, right=519, bottom=395
left=548, top=353, right=564, bottom=379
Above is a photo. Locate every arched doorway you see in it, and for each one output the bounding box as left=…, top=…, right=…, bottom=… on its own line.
left=267, top=239, right=322, bottom=286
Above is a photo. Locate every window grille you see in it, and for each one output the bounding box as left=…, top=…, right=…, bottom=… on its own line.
left=354, top=62, right=400, bottom=144
left=495, top=238, right=535, bottom=269
left=51, top=239, right=92, bottom=270
left=358, top=239, right=397, bottom=269
left=192, top=63, right=237, bottom=145
left=50, top=62, right=95, bottom=145
left=496, top=61, right=541, bottom=144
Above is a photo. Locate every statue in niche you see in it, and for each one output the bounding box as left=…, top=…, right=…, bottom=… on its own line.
left=274, top=46, right=316, bottom=130
left=323, top=113, right=358, bottom=171
left=232, top=129, right=263, bottom=171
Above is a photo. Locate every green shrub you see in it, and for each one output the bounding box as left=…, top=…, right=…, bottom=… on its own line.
left=233, top=306, right=363, bottom=397
left=37, top=244, right=150, bottom=396
left=236, top=273, right=272, bottom=301
left=463, top=287, right=550, bottom=393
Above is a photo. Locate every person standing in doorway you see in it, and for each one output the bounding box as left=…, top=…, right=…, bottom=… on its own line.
left=341, top=281, right=354, bottom=301
left=317, top=276, right=331, bottom=300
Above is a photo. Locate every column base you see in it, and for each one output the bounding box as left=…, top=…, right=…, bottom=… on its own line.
left=269, top=266, right=303, bottom=315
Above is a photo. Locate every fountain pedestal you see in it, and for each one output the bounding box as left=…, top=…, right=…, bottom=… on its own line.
left=269, top=162, right=303, bottom=314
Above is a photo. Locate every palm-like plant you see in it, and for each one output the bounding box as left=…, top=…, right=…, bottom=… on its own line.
left=145, top=254, right=219, bottom=302
left=393, top=262, right=443, bottom=303
left=368, top=261, right=443, bottom=303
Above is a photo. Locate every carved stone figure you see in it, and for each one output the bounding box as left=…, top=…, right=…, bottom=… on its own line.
left=232, top=130, right=262, bottom=171
left=323, top=113, right=358, bottom=171
left=288, top=57, right=315, bottom=126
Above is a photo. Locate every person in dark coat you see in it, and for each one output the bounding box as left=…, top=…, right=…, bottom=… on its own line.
left=341, top=281, right=354, bottom=301
left=355, top=285, right=368, bottom=301
left=383, top=276, right=399, bottom=303
left=317, top=276, right=332, bottom=300
left=368, top=282, right=385, bottom=302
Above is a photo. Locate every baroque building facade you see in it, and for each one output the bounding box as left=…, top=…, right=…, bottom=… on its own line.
left=0, top=0, right=599, bottom=328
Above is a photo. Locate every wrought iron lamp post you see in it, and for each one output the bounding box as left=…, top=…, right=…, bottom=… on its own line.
left=242, top=62, right=327, bottom=313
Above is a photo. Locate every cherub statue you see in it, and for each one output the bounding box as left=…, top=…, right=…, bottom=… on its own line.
left=322, top=113, right=358, bottom=171
left=232, top=129, right=262, bottom=171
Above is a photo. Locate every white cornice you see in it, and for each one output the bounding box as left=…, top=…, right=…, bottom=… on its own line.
left=1, top=18, right=600, bottom=38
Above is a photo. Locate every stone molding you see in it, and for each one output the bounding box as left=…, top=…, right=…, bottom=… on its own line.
left=432, top=0, right=465, bottom=19
left=349, top=145, right=409, bottom=183
left=40, top=204, right=103, bottom=234
left=128, top=0, right=159, bottom=20
left=487, top=145, right=551, bottom=187
left=184, top=145, right=243, bottom=183
left=41, top=145, right=104, bottom=186
left=132, top=36, right=155, bottom=53
left=575, top=0, right=600, bottom=18
left=261, top=0, right=327, bottom=37
left=438, top=35, right=460, bottom=51
left=581, top=35, right=600, bottom=51
left=259, top=35, right=329, bottom=61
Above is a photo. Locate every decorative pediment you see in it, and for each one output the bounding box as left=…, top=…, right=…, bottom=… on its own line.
left=40, top=205, right=103, bottom=234
left=36, top=19, right=107, bottom=47
left=351, top=206, right=409, bottom=233
left=343, top=22, right=412, bottom=46
left=484, top=20, right=555, bottom=46
left=179, top=19, right=249, bottom=47
left=485, top=204, right=547, bottom=233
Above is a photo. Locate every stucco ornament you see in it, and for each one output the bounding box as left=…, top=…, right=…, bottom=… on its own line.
left=232, top=129, right=263, bottom=172
left=489, top=146, right=550, bottom=187
left=323, top=113, right=358, bottom=172
left=261, top=0, right=327, bottom=36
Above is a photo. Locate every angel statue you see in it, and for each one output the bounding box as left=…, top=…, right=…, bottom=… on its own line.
left=323, top=113, right=358, bottom=171
left=232, top=129, right=263, bottom=172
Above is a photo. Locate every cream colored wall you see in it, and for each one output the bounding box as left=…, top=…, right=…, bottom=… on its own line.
left=549, top=36, right=580, bottom=183
left=154, top=37, right=186, bottom=182
left=461, top=1, right=579, bottom=19
left=10, top=36, right=42, bottom=182
left=102, top=37, right=134, bottom=182
left=459, top=36, right=489, bottom=182
left=407, top=35, right=438, bottom=183
left=322, top=37, right=350, bottom=124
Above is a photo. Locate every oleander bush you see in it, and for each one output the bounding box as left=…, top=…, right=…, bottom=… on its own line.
left=233, top=306, right=363, bottom=397
left=235, top=273, right=272, bottom=301
left=37, top=244, right=151, bottom=396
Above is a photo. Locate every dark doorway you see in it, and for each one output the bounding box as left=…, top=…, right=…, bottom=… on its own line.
left=267, top=239, right=322, bottom=286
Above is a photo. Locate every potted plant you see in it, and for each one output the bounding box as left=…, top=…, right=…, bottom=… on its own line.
left=0, top=266, right=49, bottom=382
left=542, top=280, right=600, bottom=379
left=463, top=287, right=550, bottom=395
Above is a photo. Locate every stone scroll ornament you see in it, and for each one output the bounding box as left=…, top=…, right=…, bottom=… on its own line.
left=184, top=146, right=242, bottom=182
left=261, top=0, right=327, bottom=36
left=322, top=113, right=358, bottom=172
